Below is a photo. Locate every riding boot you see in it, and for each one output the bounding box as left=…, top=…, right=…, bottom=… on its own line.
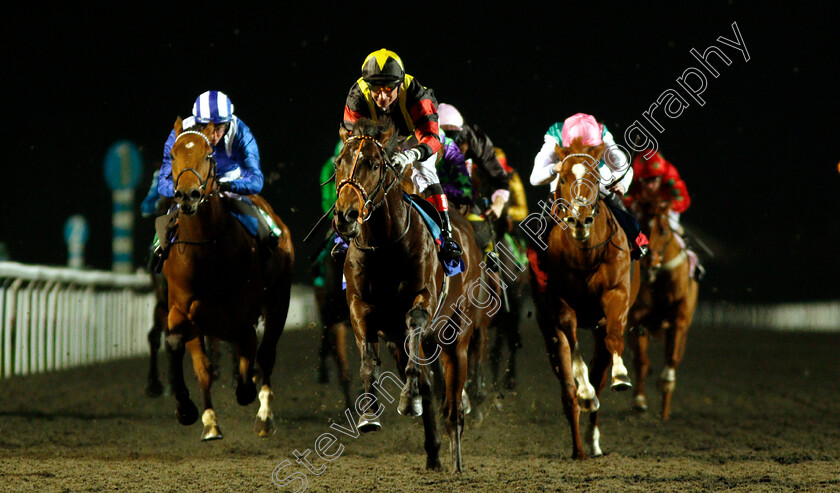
left=426, top=187, right=463, bottom=262
left=603, top=193, right=648, bottom=259
left=151, top=207, right=179, bottom=273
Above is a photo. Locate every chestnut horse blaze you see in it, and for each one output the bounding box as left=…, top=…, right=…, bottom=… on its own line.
left=531, top=138, right=640, bottom=459
left=163, top=118, right=294, bottom=441
left=627, top=201, right=698, bottom=420
left=333, top=118, right=484, bottom=473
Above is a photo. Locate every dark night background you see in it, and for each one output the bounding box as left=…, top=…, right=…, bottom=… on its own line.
left=2, top=3, right=837, bottom=304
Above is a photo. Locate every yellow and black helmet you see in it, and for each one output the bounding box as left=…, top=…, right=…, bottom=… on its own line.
left=361, top=49, right=405, bottom=85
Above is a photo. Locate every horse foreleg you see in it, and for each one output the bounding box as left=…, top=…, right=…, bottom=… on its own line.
left=145, top=321, right=164, bottom=398
left=601, top=289, right=632, bottom=391
left=629, top=327, right=651, bottom=412
left=235, top=328, right=258, bottom=407
left=398, top=303, right=429, bottom=417
left=587, top=325, right=614, bottom=457
left=254, top=283, right=290, bottom=437
left=660, top=287, right=696, bottom=421
left=332, top=321, right=353, bottom=410
left=540, top=325, right=585, bottom=460
left=441, top=344, right=469, bottom=473
left=185, top=337, right=222, bottom=441
left=356, top=339, right=383, bottom=432
left=167, top=310, right=197, bottom=426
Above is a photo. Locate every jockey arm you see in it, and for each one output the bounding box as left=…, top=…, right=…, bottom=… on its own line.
left=530, top=130, right=560, bottom=188
left=663, top=162, right=691, bottom=213
left=600, top=128, right=633, bottom=196
left=157, top=129, right=178, bottom=198
left=222, top=120, right=263, bottom=195
left=462, top=124, right=510, bottom=215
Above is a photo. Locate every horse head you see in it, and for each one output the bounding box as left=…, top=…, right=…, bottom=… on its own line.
left=552, top=138, right=606, bottom=242
left=333, top=118, right=397, bottom=238
left=170, top=117, right=218, bottom=215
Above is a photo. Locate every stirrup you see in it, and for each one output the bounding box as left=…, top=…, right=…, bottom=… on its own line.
left=440, top=236, right=463, bottom=261
left=631, top=244, right=648, bottom=260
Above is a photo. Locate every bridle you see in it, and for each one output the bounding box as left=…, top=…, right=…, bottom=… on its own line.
left=551, top=153, right=618, bottom=250
left=335, top=135, right=401, bottom=224
left=172, top=130, right=218, bottom=207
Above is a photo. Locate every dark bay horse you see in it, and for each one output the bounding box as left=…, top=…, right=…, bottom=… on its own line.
left=163, top=118, right=294, bottom=440
left=627, top=200, right=698, bottom=420
left=333, top=118, right=484, bottom=473
left=530, top=138, right=640, bottom=459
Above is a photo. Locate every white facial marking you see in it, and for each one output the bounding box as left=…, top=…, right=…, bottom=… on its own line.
left=186, top=142, right=195, bottom=149
left=571, top=163, right=586, bottom=180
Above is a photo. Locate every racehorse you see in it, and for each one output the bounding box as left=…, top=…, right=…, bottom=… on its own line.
left=530, top=137, right=640, bottom=459
left=627, top=199, right=698, bottom=420
left=162, top=117, right=294, bottom=440
left=333, top=118, right=484, bottom=472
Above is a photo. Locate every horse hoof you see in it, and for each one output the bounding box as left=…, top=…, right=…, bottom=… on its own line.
left=176, top=401, right=199, bottom=426
left=634, top=395, right=648, bottom=412
left=426, top=457, right=442, bottom=471
left=201, top=425, right=224, bottom=441
left=357, top=417, right=382, bottom=433
left=145, top=379, right=163, bottom=398
left=610, top=374, right=632, bottom=392
left=255, top=416, right=275, bottom=437
left=236, top=382, right=258, bottom=405
left=579, top=395, right=600, bottom=413
left=397, top=396, right=423, bottom=417
left=658, top=379, right=676, bottom=394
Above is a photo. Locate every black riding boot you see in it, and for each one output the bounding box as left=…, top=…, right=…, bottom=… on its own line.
left=426, top=187, right=463, bottom=262
left=151, top=207, right=179, bottom=273
left=603, top=193, right=648, bottom=259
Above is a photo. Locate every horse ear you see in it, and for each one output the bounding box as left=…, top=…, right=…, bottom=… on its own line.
left=174, top=116, right=183, bottom=136
left=379, top=125, right=395, bottom=146
left=587, top=143, right=607, bottom=161
left=554, top=143, right=567, bottom=160
left=339, top=123, right=350, bottom=142
left=202, top=122, right=216, bottom=140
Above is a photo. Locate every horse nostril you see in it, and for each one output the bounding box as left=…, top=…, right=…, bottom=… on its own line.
left=345, top=209, right=360, bottom=222
left=190, top=190, right=201, bottom=200
left=563, top=217, right=576, bottom=225
left=174, top=190, right=183, bottom=200
left=584, top=216, right=594, bottom=225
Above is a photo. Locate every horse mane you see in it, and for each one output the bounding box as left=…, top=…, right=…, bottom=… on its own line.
left=350, top=117, right=399, bottom=156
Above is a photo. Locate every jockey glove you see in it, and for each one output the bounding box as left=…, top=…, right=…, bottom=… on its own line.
left=391, top=148, right=421, bottom=171
left=218, top=181, right=234, bottom=193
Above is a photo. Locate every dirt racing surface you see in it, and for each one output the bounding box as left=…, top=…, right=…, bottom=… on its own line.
left=1, top=320, right=839, bottom=492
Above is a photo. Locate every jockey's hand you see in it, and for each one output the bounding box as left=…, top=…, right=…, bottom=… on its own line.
left=484, top=195, right=506, bottom=222
left=608, top=182, right=626, bottom=196
left=218, top=181, right=234, bottom=193
left=391, top=148, right=421, bottom=172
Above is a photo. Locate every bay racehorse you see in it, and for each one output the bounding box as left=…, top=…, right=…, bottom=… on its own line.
left=162, top=118, right=294, bottom=440
left=530, top=137, right=640, bottom=459
left=333, top=118, right=484, bottom=472
left=627, top=199, right=698, bottom=420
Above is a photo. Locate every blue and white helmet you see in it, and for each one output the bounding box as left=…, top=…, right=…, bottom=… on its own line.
left=192, top=90, right=234, bottom=124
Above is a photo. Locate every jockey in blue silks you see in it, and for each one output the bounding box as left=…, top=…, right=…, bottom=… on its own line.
left=150, top=90, right=277, bottom=267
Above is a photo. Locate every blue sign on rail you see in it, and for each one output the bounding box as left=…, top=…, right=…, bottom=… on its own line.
left=63, top=214, right=89, bottom=245
left=104, top=140, right=143, bottom=191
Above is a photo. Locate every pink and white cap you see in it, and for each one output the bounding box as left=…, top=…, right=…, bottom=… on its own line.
left=437, top=103, right=464, bottom=130
left=561, top=113, right=603, bottom=147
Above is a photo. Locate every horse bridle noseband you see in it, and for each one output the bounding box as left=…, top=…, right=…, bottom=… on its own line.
left=335, top=135, right=401, bottom=224
left=172, top=130, right=218, bottom=207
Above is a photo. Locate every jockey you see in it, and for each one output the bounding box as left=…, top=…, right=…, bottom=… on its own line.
left=436, top=127, right=473, bottom=210
left=152, top=90, right=276, bottom=263
left=437, top=103, right=510, bottom=223
left=530, top=113, right=648, bottom=260
left=342, top=49, right=462, bottom=262
left=626, top=150, right=705, bottom=279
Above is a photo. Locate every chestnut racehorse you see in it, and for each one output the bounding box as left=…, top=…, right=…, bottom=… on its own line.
left=627, top=200, right=698, bottom=420
left=333, top=118, right=484, bottom=473
left=162, top=118, right=294, bottom=440
left=530, top=138, right=640, bottom=459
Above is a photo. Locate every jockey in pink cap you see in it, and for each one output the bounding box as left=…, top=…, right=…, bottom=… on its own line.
left=530, top=113, right=648, bottom=259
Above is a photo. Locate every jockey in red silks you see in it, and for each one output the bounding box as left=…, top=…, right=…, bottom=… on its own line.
left=342, top=49, right=462, bottom=262
left=530, top=112, right=649, bottom=260
left=625, top=150, right=705, bottom=279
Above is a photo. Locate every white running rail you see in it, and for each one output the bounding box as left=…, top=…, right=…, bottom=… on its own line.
left=0, top=261, right=155, bottom=378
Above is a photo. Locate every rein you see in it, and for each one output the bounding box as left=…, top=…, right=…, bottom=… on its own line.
left=336, top=135, right=400, bottom=224
left=172, top=130, right=218, bottom=207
